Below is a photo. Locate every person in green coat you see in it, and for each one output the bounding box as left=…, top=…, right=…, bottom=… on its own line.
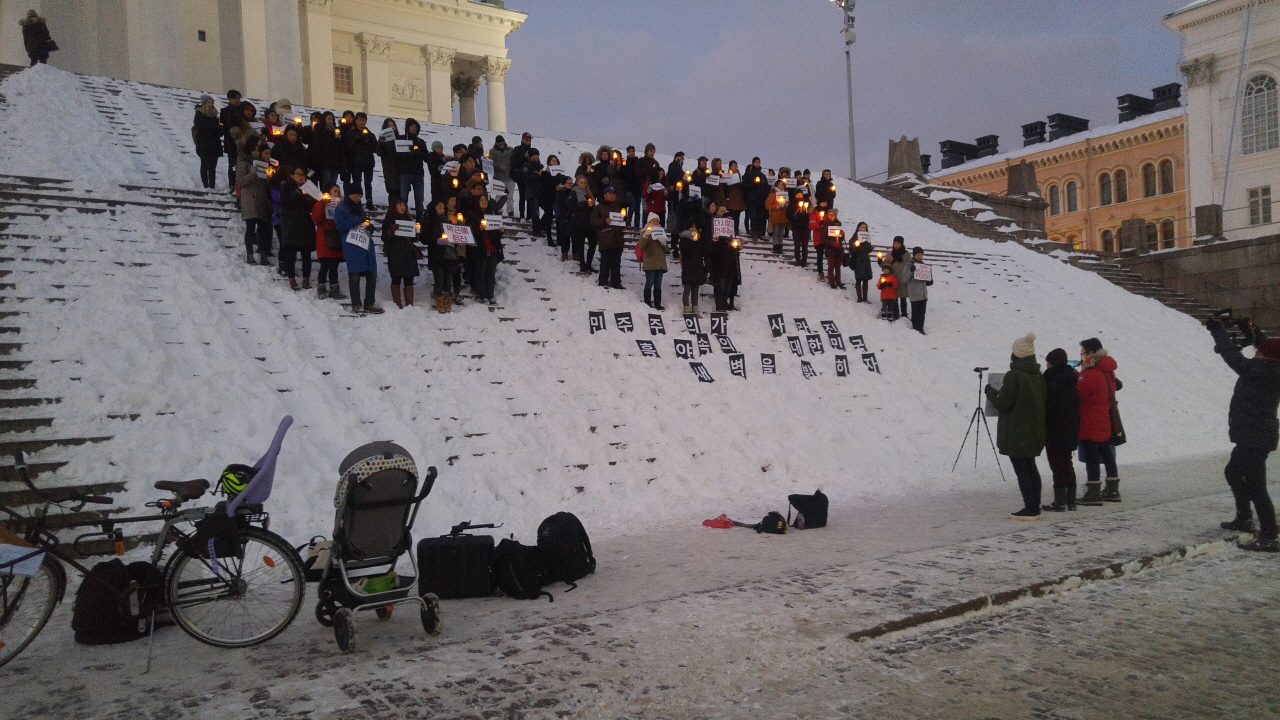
left=986, top=332, right=1048, bottom=519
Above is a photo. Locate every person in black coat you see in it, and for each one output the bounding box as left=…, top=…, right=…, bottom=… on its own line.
left=310, top=111, right=344, bottom=191
left=377, top=118, right=400, bottom=201
left=815, top=169, right=837, bottom=207
left=742, top=158, right=769, bottom=235
left=219, top=91, right=243, bottom=190
left=396, top=119, right=428, bottom=218
left=847, top=222, right=874, bottom=303
left=342, top=113, right=378, bottom=210
left=381, top=197, right=421, bottom=308
left=678, top=220, right=707, bottom=315
left=19, top=10, right=56, bottom=66
left=271, top=125, right=308, bottom=176
left=191, top=96, right=223, bottom=189
left=1042, top=348, right=1081, bottom=512
left=278, top=167, right=317, bottom=290
left=1207, top=323, right=1280, bottom=551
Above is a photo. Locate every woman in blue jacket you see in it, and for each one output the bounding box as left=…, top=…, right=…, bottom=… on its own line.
left=334, top=184, right=383, bottom=314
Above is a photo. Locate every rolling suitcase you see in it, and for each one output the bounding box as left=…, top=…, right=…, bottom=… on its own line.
left=416, top=522, right=497, bottom=599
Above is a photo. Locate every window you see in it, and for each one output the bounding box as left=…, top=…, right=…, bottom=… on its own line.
left=1142, top=164, right=1157, bottom=198
left=1145, top=222, right=1158, bottom=251
left=1099, top=173, right=1113, bottom=206
left=198, top=30, right=207, bottom=42
left=1066, top=181, right=1079, bottom=212
left=1159, top=159, right=1174, bottom=195
left=1115, top=169, right=1128, bottom=203
left=1048, top=185, right=1060, bottom=215
left=333, top=65, right=354, bottom=95
left=1160, top=220, right=1175, bottom=249
left=1242, top=75, right=1278, bottom=155
left=1250, top=186, right=1273, bottom=226
left=1102, top=229, right=1115, bottom=254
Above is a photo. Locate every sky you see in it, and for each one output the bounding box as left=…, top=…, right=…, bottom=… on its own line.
left=484, top=0, right=1192, bottom=179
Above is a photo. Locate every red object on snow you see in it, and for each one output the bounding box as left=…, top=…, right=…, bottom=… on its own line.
left=702, top=514, right=733, bottom=529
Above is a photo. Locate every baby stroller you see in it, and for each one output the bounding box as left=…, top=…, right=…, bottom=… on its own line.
left=314, top=441, right=441, bottom=652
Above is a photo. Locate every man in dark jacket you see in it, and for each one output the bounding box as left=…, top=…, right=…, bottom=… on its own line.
left=666, top=152, right=686, bottom=231
left=510, top=132, right=533, bottom=218
left=743, top=157, right=768, bottom=235
left=220, top=90, right=243, bottom=190
left=623, top=146, right=642, bottom=228
left=396, top=119, right=427, bottom=219
left=590, top=187, right=626, bottom=289
left=1208, top=323, right=1280, bottom=551
left=19, top=10, right=55, bottom=66
left=986, top=333, right=1047, bottom=520
left=343, top=113, right=378, bottom=210
left=1042, top=348, right=1080, bottom=511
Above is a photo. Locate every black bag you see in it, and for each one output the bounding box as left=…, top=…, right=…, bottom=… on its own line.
left=71, top=559, right=163, bottom=645
left=490, top=538, right=554, bottom=602
left=189, top=512, right=242, bottom=561
left=536, top=512, right=596, bottom=588
left=418, top=532, right=494, bottom=599
left=323, top=227, right=342, bottom=251
left=787, top=490, right=829, bottom=529
left=754, top=511, right=788, bottom=534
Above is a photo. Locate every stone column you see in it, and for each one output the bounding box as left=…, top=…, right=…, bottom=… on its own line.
left=357, top=32, right=394, bottom=116
left=452, top=71, right=481, bottom=128
left=1179, top=56, right=1216, bottom=210
left=482, top=56, right=511, bottom=132
left=299, top=0, right=335, bottom=109
left=237, top=0, right=271, bottom=99
left=422, top=45, right=455, bottom=125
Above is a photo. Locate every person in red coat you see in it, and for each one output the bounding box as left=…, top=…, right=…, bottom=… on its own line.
left=877, top=265, right=899, bottom=321
left=1076, top=337, right=1120, bottom=505
left=809, top=203, right=829, bottom=280
left=311, top=183, right=347, bottom=301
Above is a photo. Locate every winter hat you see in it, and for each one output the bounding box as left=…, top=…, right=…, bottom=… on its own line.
left=26, top=9, right=37, bottom=18
left=199, top=94, right=214, bottom=105
left=1012, top=332, right=1037, bottom=359
left=1257, top=338, right=1280, bottom=361
left=431, top=141, right=443, bottom=151
left=912, top=246, right=924, bottom=255
left=603, top=186, right=617, bottom=195
left=495, top=135, right=505, bottom=144
left=1080, top=337, right=1103, bottom=354
left=646, top=213, right=660, bottom=224
left=892, top=236, right=905, bottom=245
left=1046, top=348, right=1068, bottom=367
left=522, top=132, right=532, bottom=141
left=344, top=183, right=362, bottom=197
left=275, top=99, right=293, bottom=112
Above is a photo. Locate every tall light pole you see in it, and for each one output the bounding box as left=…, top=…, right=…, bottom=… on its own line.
left=831, top=0, right=856, bottom=181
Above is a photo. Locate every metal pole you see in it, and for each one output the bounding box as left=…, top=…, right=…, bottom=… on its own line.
left=845, top=45, right=856, bottom=181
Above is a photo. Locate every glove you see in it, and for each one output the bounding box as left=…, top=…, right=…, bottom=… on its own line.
left=1205, top=319, right=1224, bottom=333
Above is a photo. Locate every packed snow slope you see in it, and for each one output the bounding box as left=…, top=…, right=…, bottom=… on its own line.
left=0, top=65, right=1238, bottom=544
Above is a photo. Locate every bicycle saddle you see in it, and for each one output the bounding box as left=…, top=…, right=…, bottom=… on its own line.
left=154, top=479, right=210, bottom=500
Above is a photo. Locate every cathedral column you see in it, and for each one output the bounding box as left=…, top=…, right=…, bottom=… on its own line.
left=299, top=0, right=335, bottom=109
left=482, top=56, right=511, bottom=132
left=1179, top=55, right=1217, bottom=210
left=357, top=32, right=393, bottom=116
left=452, top=69, right=481, bottom=128
left=422, top=45, right=455, bottom=125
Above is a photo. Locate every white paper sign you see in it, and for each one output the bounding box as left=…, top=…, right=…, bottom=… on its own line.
left=705, top=174, right=720, bottom=187
left=346, top=224, right=372, bottom=250
left=394, top=139, right=413, bottom=153
left=300, top=180, right=323, bottom=200
left=253, top=159, right=269, bottom=178
left=394, top=220, right=417, bottom=238
left=651, top=229, right=668, bottom=243
left=775, top=192, right=788, bottom=204
left=380, top=127, right=397, bottom=141
left=482, top=158, right=495, bottom=177
left=444, top=161, right=460, bottom=176
left=984, top=373, right=1005, bottom=416
left=483, top=214, right=503, bottom=230
left=325, top=202, right=336, bottom=219
left=713, top=218, right=734, bottom=237
left=785, top=178, right=797, bottom=189
left=913, top=263, right=933, bottom=282
left=688, top=185, right=702, bottom=199
left=548, top=165, right=567, bottom=176
left=722, top=173, right=741, bottom=185
left=609, top=212, right=626, bottom=227
left=443, top=223, right=475, bottom=245
left=648, top=183, right=664, bottom=193
left=799, top=184, right=811, bottom=195
left=827, top=225, right=844, bottom=238
left=856, top=231, right=871, bottom=245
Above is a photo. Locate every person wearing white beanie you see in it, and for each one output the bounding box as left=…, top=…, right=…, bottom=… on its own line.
left=637, top=213, right=669, bottom=310
left=986, top=332, right=1047, bottom=519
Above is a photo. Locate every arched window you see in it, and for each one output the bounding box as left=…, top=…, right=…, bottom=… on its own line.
left=1159, top=159, right=1175, bottom=195
left=1145, top=222, right=1158, bottom=251
left=1099, top=173, right=1113, bottom=206
left=1102, top=230, right=1115, bottom=254
left=1142, top=164, right=1157, bottom=198
left=1115, top=169, right=1128, bottom=203
left=1242, top=75, right=1278, bottom=155
left=1066, top=181, right=1079, bottom=212
left=1160, top=219, right=1175, bottom=249
left=1048, top=185, right=1060, bottom=216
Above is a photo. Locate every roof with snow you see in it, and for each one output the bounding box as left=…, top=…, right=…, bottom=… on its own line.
left=1164, top=0, right=1225, bottom=19
left=931, top=106, right=1186, bottom=178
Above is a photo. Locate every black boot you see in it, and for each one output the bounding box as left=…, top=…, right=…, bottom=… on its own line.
left=1066, top=484, right=1077, bottom=511
left=1042, top=487, right=1066, bottom=512
left=1221, top=516, right=1256, bottom=532
left=1079, top=480, right=1104, bottom=506
left=1101, top=477, right=1121, bottom=502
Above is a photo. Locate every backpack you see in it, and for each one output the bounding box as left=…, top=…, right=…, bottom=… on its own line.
left=787, top=490, right=829, bottom=530
left=71, top=559, right=164, bottom=645
left=537, top=512, right=596, bottom=589
left=490, top=538, right=554, bottom=602
left=754, top=511, right=788, bottom=534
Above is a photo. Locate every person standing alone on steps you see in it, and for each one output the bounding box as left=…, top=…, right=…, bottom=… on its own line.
left=1206, top=321, right=1280, bottom=552
left=986, top=333, right=1047, bottom=520
left=19, top=9, right=56, bottom=66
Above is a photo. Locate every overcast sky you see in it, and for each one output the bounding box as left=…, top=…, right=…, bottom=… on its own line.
left=489, top=0, right=1191, bottom=179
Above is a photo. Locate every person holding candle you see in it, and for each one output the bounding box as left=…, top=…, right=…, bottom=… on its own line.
left=788, top=188, right=811, bottom=268
left=591, top=187, right=627, bottom=290
left=642, top=168, right=667, bottom=232
left=235, top=137, right=273, bottom=266
left=706, top=204, right=737, bottom=312
left=271, top=124, right=307, bottom=177
left=278, top=167, right=317, bottom=291
left=228, top=102, right=261, bottom=161
left=848, top=222, right=874, bottom=303
left=635, top=144, right=661, bottom=195
left=743, top=158, right=768, bottom=237
left=568, top=175, right=596, bottom=274
left=424, top=199, right=455, bottom=312
left=891, top=236, right=911, bottom=320
left=821, top=208, right=845, bottom=290
left=458, top=177, right=490, bottom=292
left=679, top=219, right=707, bottom=316
left=637, top=213, right=669, bottom=310
left=309, top=111, right=343, bottom=192
left=335, top=184, right=382, bottom=314
left=311, top=183, right=346, bottom=301
left=380, top=196, right=420, bottom=309
left=766, top=179, right=789, bottom=255
left=535, top=153, right=561, bottom=247
left=343, top=113, right=378, bottom=211
left=724, top=161, right=746, bottom=235
left=816, top=169, right=837, bottom=207
left=377, top=119, right=401, bottom=204
left=623, top=146, right=643, bottom=229
left=809, top=201, right=831, bottom=281
left=877, top=264, right=899, bottom=321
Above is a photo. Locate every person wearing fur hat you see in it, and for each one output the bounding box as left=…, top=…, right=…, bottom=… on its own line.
left=1042, top=348, right=1080, bottom=511
left=1076, top=337, right=1121, bottom=505
left=637, top=213, right=669, bottom=310
left=19, top=9, right=56, bottom=66
left=1206, top=322, right=1280, bottom=552
left=986, top=333, right=1047, bottom=519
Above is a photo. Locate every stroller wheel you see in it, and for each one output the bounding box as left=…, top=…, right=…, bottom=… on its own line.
left=375, top=605, right=394, bottom=621
left=314, top=600, right=338, bottom=628
left=334, top=608, right=356, bottom=652
left=421, top=593, right=443, bottom=636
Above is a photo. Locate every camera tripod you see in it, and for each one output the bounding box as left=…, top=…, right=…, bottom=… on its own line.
left=951, top=366, right=1006, bottom=481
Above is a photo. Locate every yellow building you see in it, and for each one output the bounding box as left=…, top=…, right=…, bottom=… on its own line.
left=930, top=107, right=1190, bottom=255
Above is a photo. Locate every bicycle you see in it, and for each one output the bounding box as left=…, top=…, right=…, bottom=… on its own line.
left=0, top=416, right=305, bottom=669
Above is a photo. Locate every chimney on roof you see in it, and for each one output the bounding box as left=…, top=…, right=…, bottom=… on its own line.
left=975, top=135, right=1000, bottom=158
left=1152, top=83, right=1181, bottom=111
left=1118, top=93, right=1155, bottom=123
left=920, top=154, right=931, bottom=174
left=1047, top=113, right=1090, bottom=141
left=939, top=140, right=980, bottom=169
left=1022, top=121, right=1047, bottom=147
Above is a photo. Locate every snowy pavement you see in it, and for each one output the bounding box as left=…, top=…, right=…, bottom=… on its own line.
left=4, top=452, right=1277, bottom=719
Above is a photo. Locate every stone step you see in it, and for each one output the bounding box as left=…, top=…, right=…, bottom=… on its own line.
left=0, top=460, right=68, bottom=483
left=0, top=479, right=121, bottom=506
left=0, top=417, right=54, bottom=434
left=0, top=435, right=112, bottom=455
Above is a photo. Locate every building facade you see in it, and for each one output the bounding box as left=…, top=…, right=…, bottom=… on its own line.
left=1164, top=0, right=1279, bottom=241
left=929, top=106, right=1190, bottom=255
left=0, top=0, right=524, bottom=130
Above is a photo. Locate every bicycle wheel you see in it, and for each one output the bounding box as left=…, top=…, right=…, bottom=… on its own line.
left=165, top=527, right=304, bottom=648
left=0, top=556, right=64, bottom=669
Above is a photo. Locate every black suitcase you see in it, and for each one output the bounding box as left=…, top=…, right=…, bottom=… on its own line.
left=417, top=525, right=496, bottom=599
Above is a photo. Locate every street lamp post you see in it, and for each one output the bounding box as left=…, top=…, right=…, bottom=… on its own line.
left=831, top=0, right=856, bottom=181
